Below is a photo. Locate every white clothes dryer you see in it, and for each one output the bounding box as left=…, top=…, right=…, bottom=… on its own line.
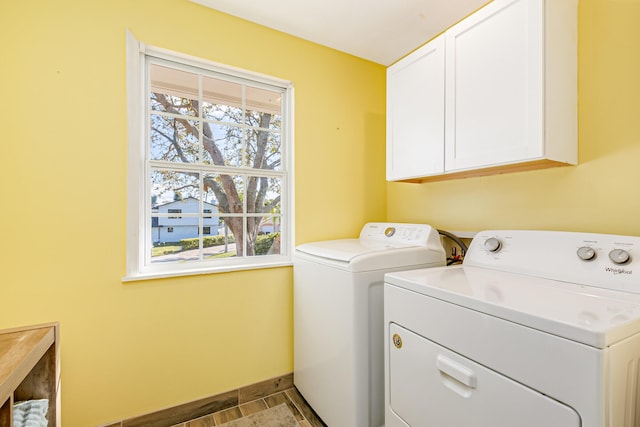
left=385, top=230, right=640, bottom=427
left=294, top=223, right=446, bottom=427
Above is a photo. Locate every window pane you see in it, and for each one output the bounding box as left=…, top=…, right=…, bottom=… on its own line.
left=209, top=217, right=239, bottom=258
left=201, top=215, right=230, bottom=259
left=257, top=215, right=282, bottom=235
left=204, top=123, right=243, bottom=166
left=150, top=216, right=184, bottom=262
left=202, top=76, right=243, bottom=123
left=150, top=170, right=200, bottom=210
left=247, top=176, right=281, bottom=214
left=203, top=173, right=244, bottom=214
left=246, top=128, right=281, bottom=170
left=150, top=65, right=199, bottom=117
left=150, top=202, right=202, bottom=264
left=150, top=115, right=200, bottom=163
left=246, top=216, right=281, bottom=256
left=245, top=86, right=282, bottom=130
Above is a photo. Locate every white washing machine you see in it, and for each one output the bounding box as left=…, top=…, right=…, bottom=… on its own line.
left=294, top=222, right=446, bottom=427
left=384, top=230, right=640, bottom=427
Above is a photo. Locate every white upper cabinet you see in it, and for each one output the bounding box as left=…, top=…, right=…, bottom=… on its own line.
left=445, top=0, right=543, bottom=171
left=386, top=0, right=577, bottom=182
left=387, top=35, right=446, bottom=181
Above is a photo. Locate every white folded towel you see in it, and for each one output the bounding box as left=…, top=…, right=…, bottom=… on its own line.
left=12, top=399, right=48, bottom=427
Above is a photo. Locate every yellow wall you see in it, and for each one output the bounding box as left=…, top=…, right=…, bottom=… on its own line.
left=3, top=0, right=637, bottom=425
left=388, top=0, right=640, bottom=237
left=0, top=1, right=386, bottom=425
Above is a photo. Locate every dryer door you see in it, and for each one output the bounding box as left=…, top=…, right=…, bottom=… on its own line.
left=387, top=323, right=581, bottom=427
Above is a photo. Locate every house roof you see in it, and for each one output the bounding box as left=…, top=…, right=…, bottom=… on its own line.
left=152, top=197, right=217, bottom=209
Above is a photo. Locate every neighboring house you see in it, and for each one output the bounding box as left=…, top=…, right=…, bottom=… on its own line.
left=152, top=197, right=219, bottom=243
left=259, top=220, right=281, bottom=234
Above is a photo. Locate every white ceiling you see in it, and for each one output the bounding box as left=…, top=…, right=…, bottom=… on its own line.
left=189, top=0, right=491, bottom=66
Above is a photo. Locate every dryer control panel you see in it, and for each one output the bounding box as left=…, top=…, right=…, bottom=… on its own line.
left=465, top=230, right=640, bottom=294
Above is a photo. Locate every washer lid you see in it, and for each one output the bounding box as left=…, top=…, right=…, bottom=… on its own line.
left=296, top=239, right=415, bottom=263
left=385, top=266, right=640, bottom=348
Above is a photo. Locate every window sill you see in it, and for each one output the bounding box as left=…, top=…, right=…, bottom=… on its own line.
left=122, top=259, right=293, bottom=282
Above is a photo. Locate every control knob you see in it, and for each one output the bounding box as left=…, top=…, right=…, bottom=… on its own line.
left=577, top=246, right=596, bottom=261
left=609, top=249, right=631, bottom=265
left=384, top=227, right=396, bottom=237
left=484, top=237, right=502, bottom=253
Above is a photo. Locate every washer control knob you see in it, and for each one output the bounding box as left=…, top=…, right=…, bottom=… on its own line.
left=384, top=227, right=396, bottom=237
left=484, top=237, right=502, bottom=253
left=577, top=246, right=596, bottom=261
left=609, top=249, right=631, bottom=265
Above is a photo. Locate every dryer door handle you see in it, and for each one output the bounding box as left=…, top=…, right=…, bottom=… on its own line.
left=436, top=354, right=477, bottom=389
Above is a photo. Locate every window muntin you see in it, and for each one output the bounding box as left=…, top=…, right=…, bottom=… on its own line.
left=125, top=33, right=293, bottom=280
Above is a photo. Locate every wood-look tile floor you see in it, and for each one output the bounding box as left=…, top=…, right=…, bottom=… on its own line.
left=172, top=387, right=327, bottom=427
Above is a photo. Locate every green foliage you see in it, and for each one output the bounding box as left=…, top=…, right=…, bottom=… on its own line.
left=255, top=233, right=280, bottom=255
left=180, top=235, right=236, bottom=251
left=178, top=233, right=278, bottom=255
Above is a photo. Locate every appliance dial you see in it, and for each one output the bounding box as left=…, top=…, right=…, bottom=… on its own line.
left=484, top=237, right=502, bottom=253
left=384, top=227, right=396, bottom=237
left=609, top=249, right=631, bottom=265
left=577, top=246, right=596, bottom=261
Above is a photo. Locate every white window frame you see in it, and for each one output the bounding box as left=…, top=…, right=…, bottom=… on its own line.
left=124, top=31, right=294, bottom=281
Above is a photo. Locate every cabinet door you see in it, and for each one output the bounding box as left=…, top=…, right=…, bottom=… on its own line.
left=387, top=35, right=445, bottom=181
left=445, top=0, right=544, bottom=172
